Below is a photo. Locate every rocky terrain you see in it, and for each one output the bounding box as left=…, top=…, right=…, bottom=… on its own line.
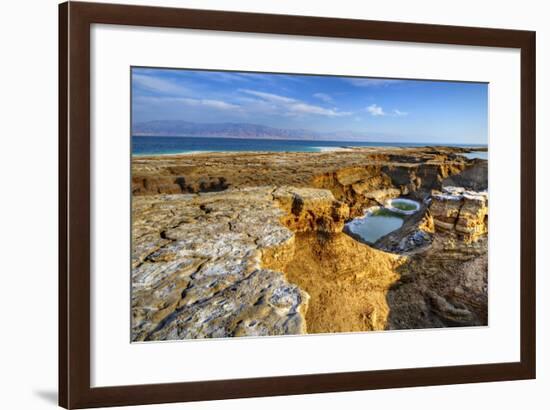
left=131, top=146, right=488, bottom=341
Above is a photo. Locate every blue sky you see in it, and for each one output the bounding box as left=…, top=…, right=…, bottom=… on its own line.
left=132, top=67, right=488, bottom=145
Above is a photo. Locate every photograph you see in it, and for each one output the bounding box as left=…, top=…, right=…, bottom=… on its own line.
left=2, top=0, right=542, bottom=408
left=130, top=67, right=489, bottom=342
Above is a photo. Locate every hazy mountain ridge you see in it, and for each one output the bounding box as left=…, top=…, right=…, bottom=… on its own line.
left=132, top=120, right=375, bottom=141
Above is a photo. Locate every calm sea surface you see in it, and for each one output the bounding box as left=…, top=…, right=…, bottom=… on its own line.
left=132, top=136, right=487, bottom=156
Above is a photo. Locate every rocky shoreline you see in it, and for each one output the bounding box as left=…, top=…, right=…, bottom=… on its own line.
left=131, top=146, right=488, bottom=341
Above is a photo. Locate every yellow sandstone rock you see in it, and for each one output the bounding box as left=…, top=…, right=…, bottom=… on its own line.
left=131, top=147, right=489, bottom=340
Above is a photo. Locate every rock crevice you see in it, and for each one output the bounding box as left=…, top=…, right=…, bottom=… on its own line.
left=131, top=147, right=489, bottom=340
left=132, top=186, right=350, bottom=341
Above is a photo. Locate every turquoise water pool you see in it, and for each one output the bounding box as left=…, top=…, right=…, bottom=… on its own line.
left=345, top=209, right=404, bottom=244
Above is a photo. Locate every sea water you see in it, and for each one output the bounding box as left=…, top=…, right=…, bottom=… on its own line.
left=132, top=136, right=487, bottom=156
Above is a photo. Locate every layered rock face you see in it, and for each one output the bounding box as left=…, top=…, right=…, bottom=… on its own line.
left=285, top=232, right=403, bottom=333
left=442, top=159, right=488, bottom=191
left=131, top=147, right=488, bottom=340
left=132, top=186, right=351, bottom=341
left=132, top=147, right=473, bottom=201
left=311, top=165, right=401, bottom=217
left=273, top=186, right=350, bottom=232
left=430, top=186, right=488, bottom=242
left=386, top=233, right=488, bottom=329
left=381, top=187, right=488, bottom=329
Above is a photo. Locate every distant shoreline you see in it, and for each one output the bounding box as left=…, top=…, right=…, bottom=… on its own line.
left=131, top=146, right=356, bottom=157
left=132, top=135, right=487, bottom=157
left=132, top=134, right=488, bottom=147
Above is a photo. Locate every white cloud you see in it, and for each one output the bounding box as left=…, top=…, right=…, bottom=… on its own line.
left=313, top=92, right=333, bottom=103
left=135, top=95, right=239, bottom=111
left=179, top=98, right=240, bottom=110
left=240, top=89, right=350, bottom=117
left=132, top=74, right=189, bottom=95
left=365, top=105, right=409, bottom=117
left=366, top=104, right=386, bottom=116
left=290, top=103, right=350, bottom=117
left=346, top=78, right=403, bottom=87
left=240, top=89, right=296, bottom=104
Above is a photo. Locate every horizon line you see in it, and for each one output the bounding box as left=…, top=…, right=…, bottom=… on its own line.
left=132, top=134, right=488, bottom=147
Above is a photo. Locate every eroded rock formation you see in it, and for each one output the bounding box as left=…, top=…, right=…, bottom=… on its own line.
left=430, top=186, right=488, bottom=242
left=132, top=146, right=474, bottom=198
left=386, top=233, right=488, bottom=329
left=131, top=147, right=488, bottom=340
left=132, top=186, right=353, bottom=341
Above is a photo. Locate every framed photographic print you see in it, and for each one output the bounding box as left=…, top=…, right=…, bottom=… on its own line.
left=59, top=1, right=536, bottom=408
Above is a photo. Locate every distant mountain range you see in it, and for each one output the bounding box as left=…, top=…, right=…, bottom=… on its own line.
left=132, top=120, right=378, bottom=141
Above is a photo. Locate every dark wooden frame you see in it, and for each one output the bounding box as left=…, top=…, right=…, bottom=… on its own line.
left=59, top=1, right=536, bottom=408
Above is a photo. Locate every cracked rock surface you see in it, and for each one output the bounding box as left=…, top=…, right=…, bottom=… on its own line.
left=131, top=147, right=489, bottom=340
left=132, top=186, right=347, bottom=341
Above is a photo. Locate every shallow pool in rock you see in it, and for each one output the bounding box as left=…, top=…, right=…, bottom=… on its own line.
left=345, top=209, right=404, bottom=244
